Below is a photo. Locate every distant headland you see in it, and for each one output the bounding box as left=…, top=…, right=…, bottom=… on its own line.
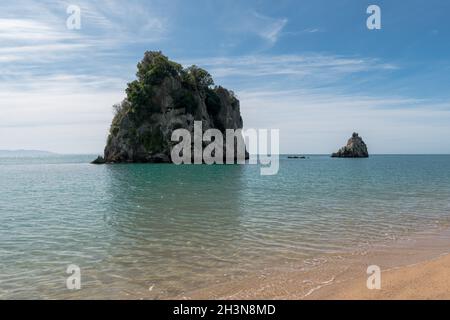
left=0, top=150, right=57, bottom=157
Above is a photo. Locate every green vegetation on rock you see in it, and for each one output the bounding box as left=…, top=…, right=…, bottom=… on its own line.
left=102, top=51, right=246, bottom=163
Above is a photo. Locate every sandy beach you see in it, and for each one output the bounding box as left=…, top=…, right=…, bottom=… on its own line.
left=308, top=253, right=450, bottom=300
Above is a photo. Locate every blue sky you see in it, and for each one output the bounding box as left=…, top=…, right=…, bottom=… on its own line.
left=1, top=0, right=450, bottom=153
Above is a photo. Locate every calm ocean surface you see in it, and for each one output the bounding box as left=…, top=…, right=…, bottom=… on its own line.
left=1, top=155, right=450, bottom=299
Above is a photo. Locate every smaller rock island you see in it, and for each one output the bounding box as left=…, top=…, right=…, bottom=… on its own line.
left=331, top=132, right=369, bottom=158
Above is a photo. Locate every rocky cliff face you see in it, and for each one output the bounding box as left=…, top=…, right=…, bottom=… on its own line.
left=102, top=51, right=246, bottom=163
left=331, top=133, right=369, bottom=158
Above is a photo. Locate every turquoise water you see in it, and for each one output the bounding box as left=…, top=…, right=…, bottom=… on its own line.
left=1, top=155, right=450, bottom=299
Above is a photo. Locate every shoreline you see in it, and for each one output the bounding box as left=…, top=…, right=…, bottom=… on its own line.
left=176, top=228, right=450, bottom=300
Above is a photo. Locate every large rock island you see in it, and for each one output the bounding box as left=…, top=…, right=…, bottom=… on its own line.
left=331, top=133, right=369, bottom=158
left=97, top=51, right=246, bottom=163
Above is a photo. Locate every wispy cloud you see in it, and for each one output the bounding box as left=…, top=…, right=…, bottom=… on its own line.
left=184, top=54, right=397, bottom=80
left=71, top=0, right=167, bottom=42
left=0, top=18, right=78, bottom=41
left=285, top=27, right=323, bottom=35
left=0, top=17, right=86, bottom=65
left=303, top=28, right=321, bottom=33
left=0, top=1, right=168, bottom=56
left=0, top=0, right=167, bottom=92
left=252, top=13, right=288, bottom=44
left=222, top=11, right=288, bottom=46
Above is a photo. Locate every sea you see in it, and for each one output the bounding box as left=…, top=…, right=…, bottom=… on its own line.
left=1, top=155, right=449, bottom=299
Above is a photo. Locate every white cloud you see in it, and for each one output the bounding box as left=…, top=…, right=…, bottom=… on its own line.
left=0, top=85, right=124, bottom=154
